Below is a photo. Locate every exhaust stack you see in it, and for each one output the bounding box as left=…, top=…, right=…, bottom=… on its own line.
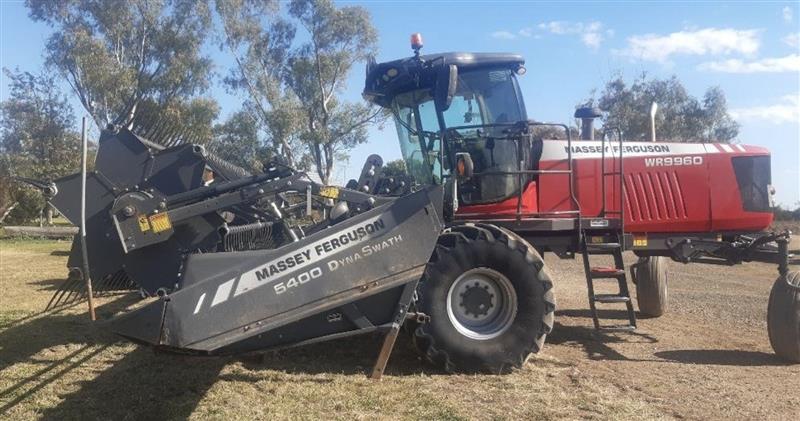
left=574, top=107, right=603, bottom=140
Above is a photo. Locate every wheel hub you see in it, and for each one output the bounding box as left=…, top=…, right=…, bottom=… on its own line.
left=446, top=267, right=518, bottom=340
left=461, top=283, right=494, bottom=317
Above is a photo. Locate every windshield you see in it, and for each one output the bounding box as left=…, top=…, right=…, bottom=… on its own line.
left=391, top=68, right=526, bottom=202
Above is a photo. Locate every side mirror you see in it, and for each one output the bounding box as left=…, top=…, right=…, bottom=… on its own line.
left=455, top=152, right=474, bottom=179
left=434, top=64, right=458, bottom=111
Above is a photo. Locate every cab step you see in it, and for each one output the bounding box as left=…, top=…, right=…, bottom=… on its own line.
left=593, top=294, right=631, bottom=303
left=585, top=243, right=622, bottom=254
left=589, top=266, right=626, bottom=278
left=598, top=325, right=637, bottom=333
left=581, top=233, right=637, bottom=332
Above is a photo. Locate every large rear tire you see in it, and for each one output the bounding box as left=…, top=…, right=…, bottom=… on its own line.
left=767, top=270, right=800, bottom=363
left=413, top=223, right=556, bottom=373
left=634, top=256, right=668, bottom=317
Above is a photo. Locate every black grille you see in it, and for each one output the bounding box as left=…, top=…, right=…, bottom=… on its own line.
left=732, top=155, right=771, bottom=212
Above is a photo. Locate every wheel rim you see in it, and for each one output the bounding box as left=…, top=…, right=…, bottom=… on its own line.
left=446, top=267, right=517, bottom=340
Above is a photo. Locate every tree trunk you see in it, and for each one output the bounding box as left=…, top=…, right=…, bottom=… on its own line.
left=45, top=204, right=54, bottom=226
left=0, top=202, right=18, bottom=224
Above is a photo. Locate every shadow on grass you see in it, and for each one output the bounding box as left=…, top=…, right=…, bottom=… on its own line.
left=237, top=332, right=437, bottom=377
left=549, top=307, right=790, bottom=368
left=654, top=349, right=791, bottom=366
left=0, top=295, right=138, bottom=372
left=1, top=294, right=435, bottom=420
left=0, top=294, right=226, bottom=420
left=29, top=278, right=71, bottom=292
left=549, top=307, right=659, bottom=362
left=37, top=348, right=227, bottom=420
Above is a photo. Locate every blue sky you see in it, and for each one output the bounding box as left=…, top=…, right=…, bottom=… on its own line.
left=1, top=0, right=799, bottom=206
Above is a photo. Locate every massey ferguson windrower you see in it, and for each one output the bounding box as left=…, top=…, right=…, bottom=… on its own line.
left=29, top=35, right=799, bottom=376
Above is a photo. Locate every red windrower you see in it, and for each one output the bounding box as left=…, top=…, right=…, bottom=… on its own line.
left=410, top=33, right=423, bottom=49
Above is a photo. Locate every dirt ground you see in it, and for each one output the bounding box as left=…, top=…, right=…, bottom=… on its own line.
left=0, top=238, right=798, bottom=420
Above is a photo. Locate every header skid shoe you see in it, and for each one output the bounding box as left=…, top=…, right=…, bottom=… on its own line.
left=112, top=186, right=444, bottom=355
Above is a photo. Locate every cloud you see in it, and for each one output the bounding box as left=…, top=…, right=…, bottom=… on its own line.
left=783, top=6, right=793, bottom=23
left=697, top=54, right=800, bottom=73
left=730, top=95, right=799, bottom=124
left=783, top=32, right=800, bottom=48
left=491, top=31, right=517, bottom=40
left=618, top=28, right=760, bottom=62
left=537, top=21, right=607, bottom=49
left=518, top=27, right=534, bottom=38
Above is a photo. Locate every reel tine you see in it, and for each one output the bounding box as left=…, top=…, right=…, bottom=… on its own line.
left=45, top=277, right=74, bottom=311
left=46, top=277, right=82, bottom=311
left=59, top=279, right=85, bottom=308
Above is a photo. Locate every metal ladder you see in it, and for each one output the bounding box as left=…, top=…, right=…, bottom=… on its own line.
left=581, top=128, right=635, bottom=331
left=581, top=233, right=637, bottom=331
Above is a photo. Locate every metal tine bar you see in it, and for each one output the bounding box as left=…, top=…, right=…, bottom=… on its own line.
left=111, top=272, right=130, bottom=291
left=156, top=121, right=173, bottom=146
left=108, top=273, right=124, bottom=291
left=45, top=278, right=80, bottom=311
left=151, top=118, right=171, bottom=146
left=96, top=274, right=115, bottom=293
left=54, top=277, right=84, bottom=306
left=103, top=272, right=124, bottom=293
left=165, top=123, right=181, bottom=147
left=45, top=277, right=78, bottom=311
left=60, top=278, right=86, bottom=308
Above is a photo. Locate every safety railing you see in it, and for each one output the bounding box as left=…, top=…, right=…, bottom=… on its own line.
left=599, top=127, right=625, bottom=232
left=449, top=121, right=582, bottom=229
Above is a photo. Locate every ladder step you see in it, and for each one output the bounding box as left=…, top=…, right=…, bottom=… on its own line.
left=593, top=294, right=630, bottom=303
left=585, top=243, right=621, bottom=253
left=590, top=266, right=625, bottom=278
left=599, top=325, right=637, bottom=332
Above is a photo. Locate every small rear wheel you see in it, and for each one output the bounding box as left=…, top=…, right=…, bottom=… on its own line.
left=413, top=223, right=556, bottom=373
left=634, top=256, right=668, bottom=317
left=767, top=270, right=800, bottom=363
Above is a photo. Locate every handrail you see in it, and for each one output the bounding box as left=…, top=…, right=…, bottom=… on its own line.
left=455, top=120, right=582, bottom=245
left=599, top=127, right=625, bottom=232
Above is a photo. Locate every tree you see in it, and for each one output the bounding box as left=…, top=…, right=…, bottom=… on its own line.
left=0, top=69, right=81, bottom=224
left=27, top=0, right=215, bottom=131
left=382, top=159, right=408, bottom=177
left=217, top=0, right=305, bottom=170
left=593, top=74, right=739, bottom=143
left=286, top=0, right=384, bottom=184
left=211, top=110, right=271, bottom=171
left=219, top=0, right=385, bottom=184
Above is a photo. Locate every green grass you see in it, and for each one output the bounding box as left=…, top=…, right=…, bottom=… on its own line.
left=0, top=239, right=668, bottom=420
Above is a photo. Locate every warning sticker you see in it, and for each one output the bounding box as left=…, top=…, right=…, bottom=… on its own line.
left=137, top=215, right=151, bottom=232
left=319, top=186, right=340, bottom=199
left=149, top=213, right=172, bottom=233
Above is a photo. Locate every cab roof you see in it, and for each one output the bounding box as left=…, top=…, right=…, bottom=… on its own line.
left=363, top=52, right=525, bottom=107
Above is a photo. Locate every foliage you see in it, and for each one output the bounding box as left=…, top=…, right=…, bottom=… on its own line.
left=0, top=69, right=81, bottom=224
left=529, top=125, right=579, bottom=140
left=27, top=0, right=215, bottom=131
left=210, top=110, right=273, bottom=172
left=772, top=203, right=800, bottom=221
left=218, top=0, right=385, bottom=184
left=593, top=74, right=739, bottom=143
left=381, top=159, right=408, bottom=177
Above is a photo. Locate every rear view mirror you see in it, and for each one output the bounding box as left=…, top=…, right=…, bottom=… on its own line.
left=435, top=64, right=458, bottom=111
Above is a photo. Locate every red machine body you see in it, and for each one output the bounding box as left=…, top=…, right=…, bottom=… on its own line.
left=457, top=140, right=773, bottom=234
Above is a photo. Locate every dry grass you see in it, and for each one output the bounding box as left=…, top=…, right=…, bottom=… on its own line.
left=0, top=238, right=668, bottom=420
